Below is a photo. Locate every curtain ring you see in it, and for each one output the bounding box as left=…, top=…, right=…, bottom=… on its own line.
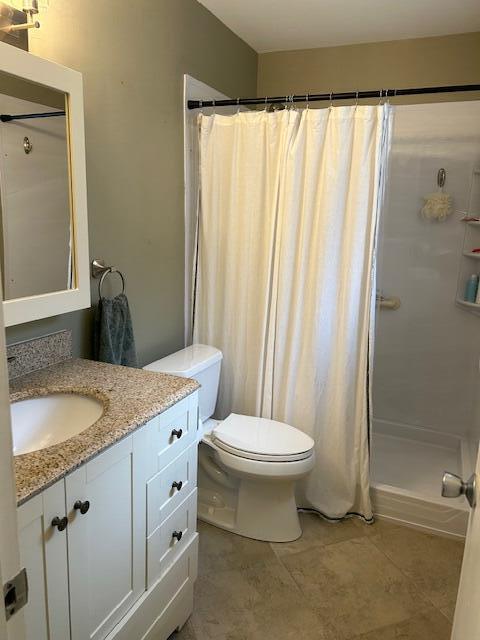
left=305, top=93, right=309, bottom=109
left=236, top=97, right=240, bottom=114
left=264, top=96, right=268, bottom=111
left=378, top=88, right=383, bottom=104
left=212, top=98, right=215, bottom=114
left=355, top=91, right=359, bottom=107
left=329, top=92, right=333, bottom=109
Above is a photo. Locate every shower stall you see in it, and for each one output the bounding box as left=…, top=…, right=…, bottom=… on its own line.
left=371, top=100, right=480, bottom=538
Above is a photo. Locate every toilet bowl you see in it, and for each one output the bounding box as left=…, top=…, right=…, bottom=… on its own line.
left=144, top=344, right=315, bottom=542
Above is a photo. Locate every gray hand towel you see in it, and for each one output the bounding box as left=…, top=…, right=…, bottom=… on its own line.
left=94, top=293, right=138, bottom=367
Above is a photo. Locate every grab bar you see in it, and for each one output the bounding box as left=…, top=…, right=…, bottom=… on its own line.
left=376, top=293, right=401, bottom=310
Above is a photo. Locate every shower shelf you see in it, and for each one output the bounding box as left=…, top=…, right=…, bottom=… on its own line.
left=456, top=169, right=480, bottom=316
left=456, top=299, right=480, bottom=312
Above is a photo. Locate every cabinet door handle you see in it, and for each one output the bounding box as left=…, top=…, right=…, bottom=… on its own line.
left=171, top=428, right=183, bottom=440
left=51, top=516, right=68, bottom=532
left=172, top=530, right=183, bottom=542
left=172, top=480, right=183, bottom=491
left=74, top=500, right=90, bottom=515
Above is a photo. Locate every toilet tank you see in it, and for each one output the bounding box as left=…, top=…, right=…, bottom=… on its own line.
left=143, top=344, right=222, bottom=422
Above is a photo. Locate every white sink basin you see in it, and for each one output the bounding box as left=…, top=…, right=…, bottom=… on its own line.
left=11, top=393, right=104, bottom=456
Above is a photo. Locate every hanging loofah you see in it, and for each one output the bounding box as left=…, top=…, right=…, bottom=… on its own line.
left=421, top=191, right=453, bottom=221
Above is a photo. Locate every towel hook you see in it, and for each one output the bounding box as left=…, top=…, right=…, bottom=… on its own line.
left=92, top=259, right=125, bottom=298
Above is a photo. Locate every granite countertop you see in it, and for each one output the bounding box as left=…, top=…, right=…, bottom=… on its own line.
left=11, top=358, right=199, bottom=506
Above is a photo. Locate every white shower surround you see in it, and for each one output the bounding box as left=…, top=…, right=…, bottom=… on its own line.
left=372, top=101, right=480, bottom=537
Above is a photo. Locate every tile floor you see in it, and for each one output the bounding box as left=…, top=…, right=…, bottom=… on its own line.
left=175, top=515, right=465, bottom=640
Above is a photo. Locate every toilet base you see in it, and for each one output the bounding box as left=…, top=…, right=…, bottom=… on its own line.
left=198, top=443, right=308, bottom=542
left=235, top=478, right=302, bottom=542
left=198, top=481, right=302, bottom=542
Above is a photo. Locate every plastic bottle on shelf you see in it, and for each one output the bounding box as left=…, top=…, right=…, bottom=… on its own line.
left=465, top=274, right=479, bottom=303
left=475, top=279, right=480, bottom=305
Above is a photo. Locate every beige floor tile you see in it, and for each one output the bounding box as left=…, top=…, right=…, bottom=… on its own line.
left=351, top=607, right=452, bottom=639
left=172, top=621, right=197, bottom=639
left=197, top=520, right=277, bottom=576
left=271, top=512, right=369, bottom=558
left=439, top=602, right=456, bottom=623
left=280, top=536, right=428, bottom=639
left=175, top=520, right=463, bottom=640
left=189, top=558, right=338, bottom=640
left=367, top=519, right=464, bottom=613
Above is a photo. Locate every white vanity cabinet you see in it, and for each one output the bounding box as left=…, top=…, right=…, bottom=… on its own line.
left=17, top=480, right=70, bottom=640
left=17, top=391, right=199, bottom=640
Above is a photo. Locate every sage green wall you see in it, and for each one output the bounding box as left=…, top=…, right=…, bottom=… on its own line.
left=6, top=0, right=257, bottom=364
left=258, top=32, right=480, bottom=104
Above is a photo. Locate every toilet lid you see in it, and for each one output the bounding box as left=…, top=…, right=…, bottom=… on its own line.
left=211, top=413, right=314, bottom=460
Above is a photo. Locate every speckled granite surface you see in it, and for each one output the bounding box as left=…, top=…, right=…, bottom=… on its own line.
left=7, top=330, right=72, bottom=379
left=11, top=358, right=199, bottom=506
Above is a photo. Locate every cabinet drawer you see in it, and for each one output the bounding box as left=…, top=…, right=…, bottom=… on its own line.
left=147, top=489, right=197, bottom=588
left=147, top=443, right=198, bottom=536
left=146, top=392, right=198, bottom=474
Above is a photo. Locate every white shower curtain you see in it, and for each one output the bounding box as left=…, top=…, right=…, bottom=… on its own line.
left=193, top=105, right=391, bottom=520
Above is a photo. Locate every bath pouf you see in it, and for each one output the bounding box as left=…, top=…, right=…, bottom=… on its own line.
left=421, top=192, right=453, bottom=221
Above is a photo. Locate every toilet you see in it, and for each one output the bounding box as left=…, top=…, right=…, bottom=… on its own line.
left=144, top=344, right=315, bottom=542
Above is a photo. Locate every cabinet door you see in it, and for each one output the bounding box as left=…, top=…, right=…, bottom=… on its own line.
left=17, top=481, right=70, bottom=640
left=66, top=430, right=148, bottom=640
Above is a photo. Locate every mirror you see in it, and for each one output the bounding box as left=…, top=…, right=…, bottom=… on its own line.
left=0, top=74, right=72, bottom=300
left=0, top=42, right=90, bottom=327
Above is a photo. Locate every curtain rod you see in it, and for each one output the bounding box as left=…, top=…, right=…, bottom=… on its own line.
left=187, top=84, right=480, bottom=110
left=0, top=110, right=66, bottom=123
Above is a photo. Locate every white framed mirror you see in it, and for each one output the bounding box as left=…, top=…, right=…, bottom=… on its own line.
left=0, top=42, right=90, bottom=326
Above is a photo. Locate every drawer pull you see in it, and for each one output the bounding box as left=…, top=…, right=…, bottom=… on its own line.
left=51, top=516, right=68, bottom=532
left=172, top=530, right=183, bottom=542
left=171, top=428, right=183, bottom=440
left=74, top=500, right=90, bottom=515
left=172, top=480, right=183, bottom=492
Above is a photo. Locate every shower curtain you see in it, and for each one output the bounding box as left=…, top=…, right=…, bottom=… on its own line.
left=193, top=105, right=391, bottom=520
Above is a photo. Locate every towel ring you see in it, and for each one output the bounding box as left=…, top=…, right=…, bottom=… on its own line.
left=92, top=259, right=126, bottom=298
left=98, top=268, right=125, bottom=298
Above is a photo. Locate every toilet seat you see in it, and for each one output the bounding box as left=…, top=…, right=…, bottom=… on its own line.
left=210, top=413, right=314, bottom=463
